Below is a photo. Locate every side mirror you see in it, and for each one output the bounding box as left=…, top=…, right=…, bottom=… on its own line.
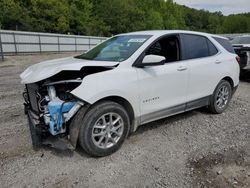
left=137, top=55, right=166, bottom=67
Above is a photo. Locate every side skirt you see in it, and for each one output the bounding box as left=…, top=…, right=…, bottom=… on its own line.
left=139, top=96, right=211, bottom=126
left=140, top=104, right=185, bottom=125
left=185, top=96, right=210, bottom=111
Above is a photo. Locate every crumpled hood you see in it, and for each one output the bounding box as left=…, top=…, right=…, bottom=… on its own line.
left=20, top=56, right=118, bottom=84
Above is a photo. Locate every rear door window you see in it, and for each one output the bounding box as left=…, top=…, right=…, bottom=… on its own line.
left=180, top=34, right=209, bottom=60
left=213, top=37, right=235, bottom=54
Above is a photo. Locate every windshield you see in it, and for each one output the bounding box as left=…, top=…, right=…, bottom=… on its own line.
left=231, top=36, right=250, bottom=44
left=76, top=35, right=151, bottom=62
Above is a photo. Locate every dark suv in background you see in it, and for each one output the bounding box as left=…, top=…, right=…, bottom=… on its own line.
left=231, top=35, right=250, bottom=77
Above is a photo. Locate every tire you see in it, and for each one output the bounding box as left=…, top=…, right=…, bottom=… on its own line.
left=77, top=101, right=130, bottom=157
left=208, top=80, right=232, bottom=114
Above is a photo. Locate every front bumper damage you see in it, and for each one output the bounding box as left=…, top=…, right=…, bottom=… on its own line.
left=25, top=104, right=78, bottom=150
left=23, top=83, right=85, bottom=151
left=20, top=56, right=119, bottom=151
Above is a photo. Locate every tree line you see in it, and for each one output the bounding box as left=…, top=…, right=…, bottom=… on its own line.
left=1, top=0, right=250, bottom=37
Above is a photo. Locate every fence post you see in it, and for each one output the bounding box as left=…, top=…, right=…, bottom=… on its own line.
left=75, top=37, right=77, bottom=52
left=0, top=32, right=4, bottom=61
left=13, top=32, right=17, bottom=55
left=88, top=37, right=91, bottom=50
left=57, top=36, right=60, bottom=52
left=38, top=34, right=42, bottom=53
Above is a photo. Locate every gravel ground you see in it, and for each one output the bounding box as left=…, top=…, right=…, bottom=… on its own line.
left=0, top=53, right=249, bottom=188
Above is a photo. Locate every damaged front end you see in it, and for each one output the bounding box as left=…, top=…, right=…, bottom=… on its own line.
left=20, top=56, right=118, bottom=150
left=23, top=76, right=84, bottom=150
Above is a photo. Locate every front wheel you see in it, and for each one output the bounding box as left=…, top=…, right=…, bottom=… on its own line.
left=77, top=101, right=130, bottom=157
left=208, top=80, right=232, bottom=114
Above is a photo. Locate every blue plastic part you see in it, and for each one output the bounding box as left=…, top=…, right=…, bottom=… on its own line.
left=47, top=100, right=76, bottom=135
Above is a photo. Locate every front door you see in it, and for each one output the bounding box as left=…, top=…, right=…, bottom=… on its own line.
left=136, top=35, right=189, bottom=124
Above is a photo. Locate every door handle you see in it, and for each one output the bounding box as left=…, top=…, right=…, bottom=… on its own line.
left=215, top=60, right=222, bottom=64
left=177, top=66, right=188, bottom=71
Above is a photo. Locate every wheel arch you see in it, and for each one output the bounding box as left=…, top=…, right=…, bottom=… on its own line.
left=222, top=76, right=234, bottom=88
left=69, top=95, right=136, bottom=149
left=208, top=76, right=235, bottom=114
left=95, top=96, right=135, bottom=132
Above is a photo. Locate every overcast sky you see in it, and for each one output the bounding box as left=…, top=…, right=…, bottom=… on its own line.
left=174, top=0, right=250, bottom=15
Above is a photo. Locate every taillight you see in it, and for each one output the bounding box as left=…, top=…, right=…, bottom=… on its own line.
left=236, top=56, right=241, bottom=63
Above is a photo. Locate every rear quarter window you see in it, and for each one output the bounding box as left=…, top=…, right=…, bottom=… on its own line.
left=207, top=39, right=218, bottom=56
left=213, top=37, right=235, bottom=54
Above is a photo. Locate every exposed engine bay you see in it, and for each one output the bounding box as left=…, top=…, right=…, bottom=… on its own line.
left=23, top=66, right=115, bottom=148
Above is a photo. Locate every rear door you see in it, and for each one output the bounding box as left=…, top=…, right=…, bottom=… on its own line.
left=179, top=34, right=222, bottom=104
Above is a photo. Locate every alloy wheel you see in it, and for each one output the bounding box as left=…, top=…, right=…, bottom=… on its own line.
left=91, top=112, right=124, bottom=149
left=216, top=85, right=230, bottom=109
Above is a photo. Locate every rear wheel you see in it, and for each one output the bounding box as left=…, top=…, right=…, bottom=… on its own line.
left=78, top=101, right=130, bottom=157
left=208, top=80, right=232, bottom=114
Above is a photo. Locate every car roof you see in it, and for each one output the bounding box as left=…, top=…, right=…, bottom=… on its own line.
left=118, top=30, right=227, bottom=40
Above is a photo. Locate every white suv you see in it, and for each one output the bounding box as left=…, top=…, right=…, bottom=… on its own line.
left=21, top=30, right=240, bottom=156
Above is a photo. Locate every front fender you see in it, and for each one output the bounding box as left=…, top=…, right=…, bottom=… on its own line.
left=71, top=68, right=140, bottom=118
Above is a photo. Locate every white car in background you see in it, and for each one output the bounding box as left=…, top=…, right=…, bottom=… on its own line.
left=21, top=30, right=240, bottom=157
